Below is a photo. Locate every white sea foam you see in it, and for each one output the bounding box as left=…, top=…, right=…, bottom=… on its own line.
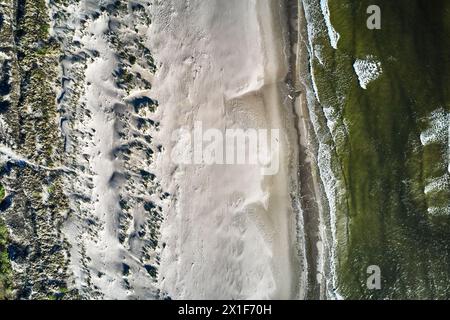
left=420, top=108, right=450, bottom=216
left=420, top=108, right=449, bottom=146
left=420, top=108, right=450, bottom=174
left=308, top=93, right=343, bottom=299
left=424, top=174, right=449, bottom=195
left=310, top=64, right=321, bottom=103
left=427, top=206, right=450, bottom=216
left=301, top=0, right=348, bottom=299
left=323, top=107, right=337, bottom=133
left=353, top=56, right=383, bottom=89
left=314, top=44, right=324, bottom=65
left=320, top=0, right=340, bottom=49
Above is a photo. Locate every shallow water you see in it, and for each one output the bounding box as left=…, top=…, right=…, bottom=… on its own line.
left=302, top=0, right=450, bottom=298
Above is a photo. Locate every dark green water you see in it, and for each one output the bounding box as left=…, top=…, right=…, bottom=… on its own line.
left=304, top=0, right=450, bottom=298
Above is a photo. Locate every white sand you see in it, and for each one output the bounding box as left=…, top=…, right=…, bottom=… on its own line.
left=150, top=0, right=301, bottom=299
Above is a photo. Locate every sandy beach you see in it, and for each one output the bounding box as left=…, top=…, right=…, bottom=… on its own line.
left=150, top=0, right=304, bottom=299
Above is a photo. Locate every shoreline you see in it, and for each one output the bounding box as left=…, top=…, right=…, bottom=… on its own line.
left=291, top=0, right=340, bottom=299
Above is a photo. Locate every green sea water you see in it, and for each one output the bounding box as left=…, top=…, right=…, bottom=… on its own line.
left=304, top=0, right=450, bottom=298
